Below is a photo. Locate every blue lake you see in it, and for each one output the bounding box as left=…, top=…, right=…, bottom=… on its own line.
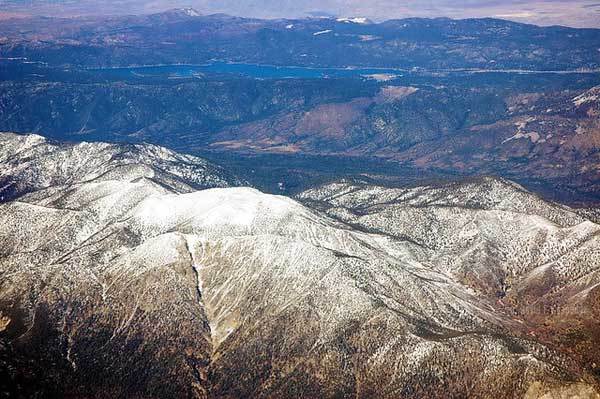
left=88, top=62, right=599, bottom=81
left=92, top=62, right=406, bottom=79
left=3, top=60, right=598, bottom=88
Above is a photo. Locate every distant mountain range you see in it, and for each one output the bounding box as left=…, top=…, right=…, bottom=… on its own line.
left=1, top=132, right=599, bottom=398
left=1, top=1, right=599, bottom=28
left=1, top=10, right=599, bottom=70
left=1, top=10, right=598, bottom=207
left=1, top=69, right=598, bottom=204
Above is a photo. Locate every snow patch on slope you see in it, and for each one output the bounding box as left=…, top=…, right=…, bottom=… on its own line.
left=337, top=17, right=371, bottom=24
left=131, top=187, right=299, bottom=236
left=180, top=7, right=201, bottom=17
left=573, top=88, right=599, bottom=106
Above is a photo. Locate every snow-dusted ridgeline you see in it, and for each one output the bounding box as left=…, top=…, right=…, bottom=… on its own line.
left=0, top=132, right=599, bottom=398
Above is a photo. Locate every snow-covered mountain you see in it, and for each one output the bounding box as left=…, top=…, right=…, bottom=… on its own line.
left=0, top=133, right=598, bottom=398
left=0, top=132, right=244, bottom=202
left=299, top=179, right=600, bottom=373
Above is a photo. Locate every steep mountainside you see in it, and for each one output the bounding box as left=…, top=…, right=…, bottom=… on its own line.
left=0, top=133, right=599, bottom=398
left=210, top=84, right=600, bottom=203
left=299, top=178, right=600, bottom=376
left=0, top=78, right=598, bottom=203
left=0, top=79, right=377, bottom=147
left=0, top=132, right=244, bottom=202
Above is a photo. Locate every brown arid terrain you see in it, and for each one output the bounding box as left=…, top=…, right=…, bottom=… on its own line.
left=207, top=85, right=600, bottom=204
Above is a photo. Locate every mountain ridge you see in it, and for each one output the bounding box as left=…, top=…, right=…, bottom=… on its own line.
left=0, top=132, right=246, bottom=202
left=1, top=11, right=598, bottom=70
left=0, top=132, right=599, bottom=398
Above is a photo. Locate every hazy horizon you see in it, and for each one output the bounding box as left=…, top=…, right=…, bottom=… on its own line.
left=1, top=0, right=599, bottom=28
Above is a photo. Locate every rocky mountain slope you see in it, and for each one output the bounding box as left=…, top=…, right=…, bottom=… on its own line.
left=299, top=178, right=600, bottom=373
left=211, top=84, right=600, bottom=203
left=0, top=132, right=599, bottom=398
left=0, top=132, right=244, bottom=202
left=1, top=76, right=598, bottom=203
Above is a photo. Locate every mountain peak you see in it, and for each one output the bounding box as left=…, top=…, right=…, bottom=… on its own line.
left=336, top=17, right=372, bottom=24
left=180, top=7, right=201, bottom=17
left=163, top=7, right=201, bottom=18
